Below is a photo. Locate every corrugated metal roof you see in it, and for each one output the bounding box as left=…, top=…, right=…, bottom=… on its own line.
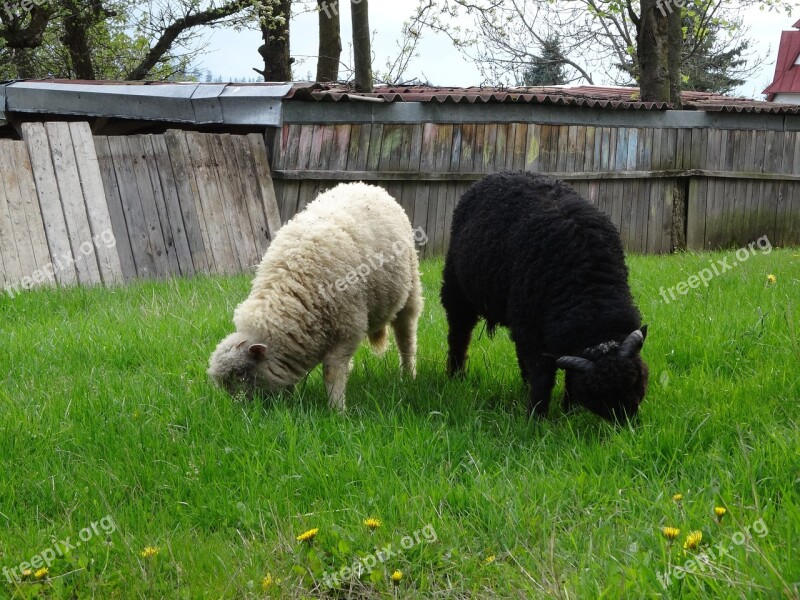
left=286, top=83, right=800, bottom=114
left=2, top=80, right=799, bottom=126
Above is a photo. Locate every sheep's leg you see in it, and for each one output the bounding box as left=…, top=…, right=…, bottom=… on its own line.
left=391, top=287, right=423, bottom=378
left=444, top=307, right=478, bottom=376
left=323, top=342, right=359, bottom=411
left=522, top=357, right=557, bottom=419
left=561, top=378, right=576, bottom=413
left=367, top=325, right=389, bottom=355
left=516, top=347, right=531, bottom=385
left=441, top=276, right=478, bottom=377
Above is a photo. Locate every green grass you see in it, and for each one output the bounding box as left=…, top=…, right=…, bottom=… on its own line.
left=1, top=248, right=799, bottom=599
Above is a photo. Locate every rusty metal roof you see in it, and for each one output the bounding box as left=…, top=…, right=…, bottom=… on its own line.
left=285, top=83, right=800, bottom=114
left=3, top=80, right=799, bottom=126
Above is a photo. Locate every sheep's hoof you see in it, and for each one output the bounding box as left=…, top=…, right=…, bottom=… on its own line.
left=328, top=399, right=346, bottom=412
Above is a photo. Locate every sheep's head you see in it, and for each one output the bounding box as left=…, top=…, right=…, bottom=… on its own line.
left=207, top=332, right=290, bottom=400
left=557, top=326, right=649, bottom=422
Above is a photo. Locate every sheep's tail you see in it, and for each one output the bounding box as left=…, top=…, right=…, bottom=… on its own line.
left=368, top=326, right=389, bottom=355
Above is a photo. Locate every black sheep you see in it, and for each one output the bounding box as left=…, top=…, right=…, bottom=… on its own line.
left=441, top=171, right=648, bottom=421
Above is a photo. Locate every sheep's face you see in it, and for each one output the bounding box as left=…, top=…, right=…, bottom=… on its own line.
left=207, top=332, right=287, bottom=399
left=558, top=327, right=649, bottom=422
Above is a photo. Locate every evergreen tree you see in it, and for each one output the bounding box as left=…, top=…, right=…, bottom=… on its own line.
left=522, top=36, right=568, bottom=86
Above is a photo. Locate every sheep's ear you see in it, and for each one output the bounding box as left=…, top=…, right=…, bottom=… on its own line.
left=248, top=344, right=268, bottom=359
left=640, top=324, right=648, bottom=341
left=556, top=356, right=594, bottom=373
left=619, top=329, right=645, bottom=358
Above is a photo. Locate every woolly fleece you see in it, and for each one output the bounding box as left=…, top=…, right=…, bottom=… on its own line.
left=208, top=182, right=422, bottom=410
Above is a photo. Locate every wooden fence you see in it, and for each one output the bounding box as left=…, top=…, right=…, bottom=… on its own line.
left=0, top=123, right=280, bottom=294
left=270, top=122, right=800, bottom=255
left=4, top=115, right=800, bottom=293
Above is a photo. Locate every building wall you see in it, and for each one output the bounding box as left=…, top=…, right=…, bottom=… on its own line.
left=772, top=93, right=800, bottom=104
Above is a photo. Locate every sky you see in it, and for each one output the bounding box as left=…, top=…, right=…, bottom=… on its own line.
left=196, top=1, right=799, bottom=99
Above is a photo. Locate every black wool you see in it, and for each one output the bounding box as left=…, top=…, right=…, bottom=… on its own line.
left=441, top=171, right=649, bottom=422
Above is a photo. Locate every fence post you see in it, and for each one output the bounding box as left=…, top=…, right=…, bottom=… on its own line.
left=685, top=176, right=705, bottom=250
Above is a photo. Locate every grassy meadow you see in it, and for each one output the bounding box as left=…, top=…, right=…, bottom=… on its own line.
left=1, top=248, right=799, bottom=599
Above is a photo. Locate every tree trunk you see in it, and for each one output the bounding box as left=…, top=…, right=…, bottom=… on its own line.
left=316, top=0, right=341, bottom=82
left=667, top=6, right=682, bottom=108
left=255, top=0, right=293, bottom=81
left=61, top=0, right=96, bottom=79
left=636, top=0, right=670, bottom=103
left=12, top=49, right=38, bottom=78
left=351, top=0, right=372, bottom=92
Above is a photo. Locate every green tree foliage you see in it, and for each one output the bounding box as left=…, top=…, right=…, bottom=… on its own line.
left=0, top=1, right=192, bottom=79
left=680, top=17, right=751, bottom=94
left=410, top=0, right=790, bottom=99
left=0, top=0, right=282, bottom=81
left=521, top=35, right=568, bottom=86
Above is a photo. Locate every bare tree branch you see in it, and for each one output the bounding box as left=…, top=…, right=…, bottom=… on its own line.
left=126, top=0, right=247, bottom=80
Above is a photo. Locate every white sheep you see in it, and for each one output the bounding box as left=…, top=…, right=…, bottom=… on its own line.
left=208, top=182, right=423, bottom=410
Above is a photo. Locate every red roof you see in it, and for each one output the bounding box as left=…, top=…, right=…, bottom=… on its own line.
left=763, top=24, right=800, bottom=100
left=286, top=83, right=800, bottom=114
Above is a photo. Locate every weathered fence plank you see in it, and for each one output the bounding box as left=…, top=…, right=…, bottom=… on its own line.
left=44, top=122, right=103, bottom=285
left=0, top=153, right=22, bottom=286
left=184, top=131, right=239, bottom=274
left=126, top=134, right=173, bottom=277
left=248, top=133, right=282, bottom=241
left=231, top=136, right=269, bottom=259
left=145, top=134, right=194, bottom=277
left=0, top=140, right=36, bottom=282
left=69, top=122, right=124, bottom=285
left=209, top=134, right=259, bottom=270
left=106, top=135, right=159, bottom=278
left=94, top=136, right=137, bottom=281
left=9, top=141, right=51, bottom=271
left=162, top=130, right=212, bottom=274
left=22, top=122, right=78, bottom=285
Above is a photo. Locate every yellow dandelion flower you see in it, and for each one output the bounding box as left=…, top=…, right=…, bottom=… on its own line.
left=684, top=530, right=702, bottom=550
left=261, top=573, right=274, bottom=590
left=672, top=493, right=683, bottom=502
left=662, top=526, right=680, bottom=542
left=21, top=569, right=33, bottom=579
left=363, top=518, right=381, bottom=530
left=296, top=528, right=319, bottom=543
left=767, top=274, right=777, bottom=284
left=714, top=506, right=727, bottom=521
left=484, top=555, right=496, bottom=565
left=391, top=570, right=403, bottom=584
left=34, top=567, right=48, bottom=579
left=139, top=546, right=160, bottom=559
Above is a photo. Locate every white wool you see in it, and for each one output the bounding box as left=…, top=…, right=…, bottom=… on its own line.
left=209, top=182, right=423, bottom=409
